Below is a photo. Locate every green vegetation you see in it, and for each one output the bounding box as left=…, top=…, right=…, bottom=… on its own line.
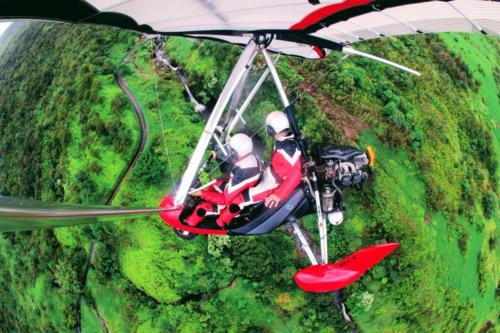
left=0, top=21, right=498, bottom=332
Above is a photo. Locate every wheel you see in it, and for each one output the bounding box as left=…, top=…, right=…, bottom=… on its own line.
left=173, top=227, right=199, bottom=240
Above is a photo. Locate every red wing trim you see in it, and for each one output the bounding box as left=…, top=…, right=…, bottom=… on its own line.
left=290, top=0, right=374, bottom=30
left=312, top=46, right=325, bottom=58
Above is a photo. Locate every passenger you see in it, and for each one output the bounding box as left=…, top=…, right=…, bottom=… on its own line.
left=245, top=111, right=303, bottom=208
left=186, top=133, right=262, bottom=227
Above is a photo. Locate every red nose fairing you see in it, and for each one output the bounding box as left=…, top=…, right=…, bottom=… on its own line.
left=159, top=195, right=228, bottom=235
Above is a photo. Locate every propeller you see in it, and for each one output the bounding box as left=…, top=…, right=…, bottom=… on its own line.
left=0, top=196, right=175, bottom=233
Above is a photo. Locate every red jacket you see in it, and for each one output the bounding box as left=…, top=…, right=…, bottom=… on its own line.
left=200, top=154, right=262, bottom=206
left=270, top=138, right=303, bottom=200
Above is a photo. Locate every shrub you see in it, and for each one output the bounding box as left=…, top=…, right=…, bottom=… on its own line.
left=482, top=191, right=498, bottom=219
left=133, top=148, right=167, bottom=186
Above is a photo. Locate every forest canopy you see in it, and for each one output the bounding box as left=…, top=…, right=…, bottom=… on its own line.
left=0, top=21, right=498, bottom=332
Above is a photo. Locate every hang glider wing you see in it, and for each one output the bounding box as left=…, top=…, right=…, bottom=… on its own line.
left=312, top=0, right=500, bottom=44
left=0, top=0, right=498, bottom=58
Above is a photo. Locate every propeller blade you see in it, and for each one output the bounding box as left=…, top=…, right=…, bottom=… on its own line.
left=0, top=196, right=174, bottom=232
left=342, top=46, right=421, bottom=76
left=294, top=242, right=399, bottom=293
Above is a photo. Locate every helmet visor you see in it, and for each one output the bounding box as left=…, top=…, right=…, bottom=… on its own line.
left=266, top=125, right=276, bottom=136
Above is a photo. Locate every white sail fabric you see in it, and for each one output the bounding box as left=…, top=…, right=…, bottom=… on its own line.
left=0, top=0, right=499, bottom=58
left=87, top=0, right=347, bottom=32
left=189, top=34, right=328, bottom=59
left=90, top=0, right=498, bottom=58
left=313, top=0, right=500, bottom=44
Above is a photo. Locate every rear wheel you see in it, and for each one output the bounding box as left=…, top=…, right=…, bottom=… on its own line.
left=173, top=227, right=199, bottom=240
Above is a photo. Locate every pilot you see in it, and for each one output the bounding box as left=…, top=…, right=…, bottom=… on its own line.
left=186, top=133, right=262, bottom=227
left=245, top=111, right=303, bottom=208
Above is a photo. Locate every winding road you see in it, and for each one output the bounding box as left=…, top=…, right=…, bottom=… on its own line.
left=75, top=54, right=149, bottom=333
left=107, top=74, right=149, bottom=204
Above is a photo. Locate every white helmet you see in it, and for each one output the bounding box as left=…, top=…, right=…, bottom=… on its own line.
left=229, top=133, right=253, bottom=157
left=266, top=111, right=290, bottom=136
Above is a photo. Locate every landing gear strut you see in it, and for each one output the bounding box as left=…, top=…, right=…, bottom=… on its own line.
left=285, top=220, right=358, bottom=332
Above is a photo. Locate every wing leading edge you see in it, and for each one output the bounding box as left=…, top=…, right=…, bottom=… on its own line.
left=0, top=0, right=498, bottom=58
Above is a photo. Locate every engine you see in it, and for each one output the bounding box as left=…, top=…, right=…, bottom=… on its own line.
left=313, top=145, right=373, bottom=224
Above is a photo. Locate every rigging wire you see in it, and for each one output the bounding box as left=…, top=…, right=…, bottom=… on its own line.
left=150, top=39, right=176, bottom=188
left=120, top=34, right=151, bottom=65
left=289, top=54, right=350, bottom=105
left=147, top=36, right=350, bottom=187
left=200, top=52, right=349, bottom=179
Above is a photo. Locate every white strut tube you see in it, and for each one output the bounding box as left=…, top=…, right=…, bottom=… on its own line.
left=264, top=47, right=329, bottom=264
left=291, top=221, right=319, bottom=265
left=226, top=54, right=280, bottom=138
left=342, top=46, right=421, bottom=76
left=174, top=40, right=258, bottom=206
left=262, top=48, right=290, bottom=106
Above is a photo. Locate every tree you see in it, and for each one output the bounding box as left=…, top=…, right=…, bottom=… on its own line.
left=133, top=148, right=167, bottom=186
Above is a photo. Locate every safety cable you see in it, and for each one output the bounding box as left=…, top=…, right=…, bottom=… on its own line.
left=289, top=54, right=350, bottom=105
left=150, top=39, right=176, bottom=188
left=201, top=52, right=349, bottom=180
left=120, top=35, right=151, bottom=65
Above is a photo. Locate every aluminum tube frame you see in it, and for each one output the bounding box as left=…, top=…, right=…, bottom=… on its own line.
left=263, top=50, right=308, bottom=157
left=262, top=48, right=290, bottom=106
left=229, top=68, right=250, bottom=114
left=226, top=54, right=280, bottom=138
left=311, top=173, right=329, bottom=264
left=174, top=40, right=258, bottom=206
left=212, top=132, right=228, bottom=157
left=263, top=47, right=329, bottom=264
left=188, top=179, right=217, bottom=194
left=342, top=46, right=420, bottom=76
left=291, top=221, right=319, bottom=265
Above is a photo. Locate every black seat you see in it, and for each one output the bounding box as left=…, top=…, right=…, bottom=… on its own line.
left=228, top=182, right=314, bottom=235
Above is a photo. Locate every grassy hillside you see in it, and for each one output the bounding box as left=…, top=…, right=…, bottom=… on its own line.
left=0, top=21, right=498, bottom=332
